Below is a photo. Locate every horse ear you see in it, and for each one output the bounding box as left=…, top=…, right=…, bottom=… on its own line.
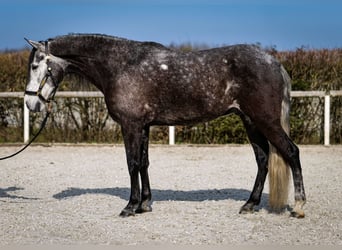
left=24, top=38, right=43, bottom=50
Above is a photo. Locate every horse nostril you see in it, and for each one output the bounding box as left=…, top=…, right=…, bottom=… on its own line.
left=25, top=97, right=44, bottom=112
left=25, top=100, right=30, bottom=109
left=33, top=101, right=46, bottom=112
left=25, top=99, right=35, bottom=110
left=35, top=102, right=41, bottom=112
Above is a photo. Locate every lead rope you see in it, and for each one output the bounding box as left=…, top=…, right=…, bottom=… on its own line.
left=0, top=108, right=51, bottom=161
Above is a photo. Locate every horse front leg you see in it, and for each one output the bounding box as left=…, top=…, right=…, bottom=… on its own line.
left=120, top=123, right=144, bottom=217
left=136, top=126, right=152, bottom=214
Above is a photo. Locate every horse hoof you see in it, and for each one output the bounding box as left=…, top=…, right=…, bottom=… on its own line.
left=239, top=203, right=255, bottom=214
left=119, top=209, right=135, bottom=217
left=136, top=205, right=152, bottom=214
left=290, top=209, right=305, bottom=218
left=290, top=200, right=305, bottom=218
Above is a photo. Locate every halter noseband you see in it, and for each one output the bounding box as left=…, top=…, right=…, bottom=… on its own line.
left=25, top=41, right=59, bottom=103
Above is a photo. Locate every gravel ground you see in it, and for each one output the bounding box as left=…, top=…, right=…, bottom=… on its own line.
left=0, top=144, right=341, bottom=246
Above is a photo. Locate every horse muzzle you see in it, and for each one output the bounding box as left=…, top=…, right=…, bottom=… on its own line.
left=25, top=95, right=46, bottom=112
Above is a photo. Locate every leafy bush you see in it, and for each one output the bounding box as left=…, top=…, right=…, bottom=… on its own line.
left=0, top=50, right=29, bottom=92
left=273, top=48, right=342, bottom=144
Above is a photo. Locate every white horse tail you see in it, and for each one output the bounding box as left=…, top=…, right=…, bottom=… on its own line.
left=268, top=65, right=291, bottom=211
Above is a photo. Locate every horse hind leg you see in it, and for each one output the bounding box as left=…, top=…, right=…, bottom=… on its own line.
left=260, top=124, right=306, bottom=218
left=238, top=113, right=269, bottom=214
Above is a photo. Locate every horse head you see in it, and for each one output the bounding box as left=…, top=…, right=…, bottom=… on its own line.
left=25, top=39, right=67, bottom=112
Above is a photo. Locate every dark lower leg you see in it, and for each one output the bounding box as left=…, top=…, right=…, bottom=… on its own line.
left=120, top=168, right=140, bottom=217
left=136, top=167, right=152, bottom=213
left=284, top=143, right=306, bottom=218
left=239, top=116, right=269, bottom=213
left=262, top=127, right=306, bottom=218
left=120, top=124, right=144, bottom=217
left=137, top=127, right=152, bottom=213
left=240, top=143, right=269, bottom=213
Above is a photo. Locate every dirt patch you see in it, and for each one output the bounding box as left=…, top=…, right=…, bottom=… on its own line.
left=1, top=145, right=341, bottom=245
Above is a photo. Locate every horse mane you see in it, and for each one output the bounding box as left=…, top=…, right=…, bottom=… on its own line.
left=49, top=33, right=165, bottom=49
left=49, top=33, right=128, bottom=43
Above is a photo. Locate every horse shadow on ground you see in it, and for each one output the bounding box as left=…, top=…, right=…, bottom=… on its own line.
left=53, top=187, right=269, bottom=210
left=0, top=186, right=40, bottom=201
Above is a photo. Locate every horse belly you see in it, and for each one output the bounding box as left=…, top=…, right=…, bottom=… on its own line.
left=153, top=92, right=236, bottom=125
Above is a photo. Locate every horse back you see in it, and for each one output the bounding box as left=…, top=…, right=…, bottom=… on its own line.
left=108, top=44, right=283, bottom=125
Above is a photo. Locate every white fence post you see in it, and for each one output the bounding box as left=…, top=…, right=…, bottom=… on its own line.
left=23, top=96, right=30, bottom=143
left=169, top=126, right=175, bottom=145
left=324, top=94, right=330, bottom=146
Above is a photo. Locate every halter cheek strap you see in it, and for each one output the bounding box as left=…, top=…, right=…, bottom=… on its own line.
left=24, top=66, right=56, bottom=103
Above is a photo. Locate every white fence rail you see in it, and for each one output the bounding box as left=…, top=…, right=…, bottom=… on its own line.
left=1, top=90, right=342, bottom=145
